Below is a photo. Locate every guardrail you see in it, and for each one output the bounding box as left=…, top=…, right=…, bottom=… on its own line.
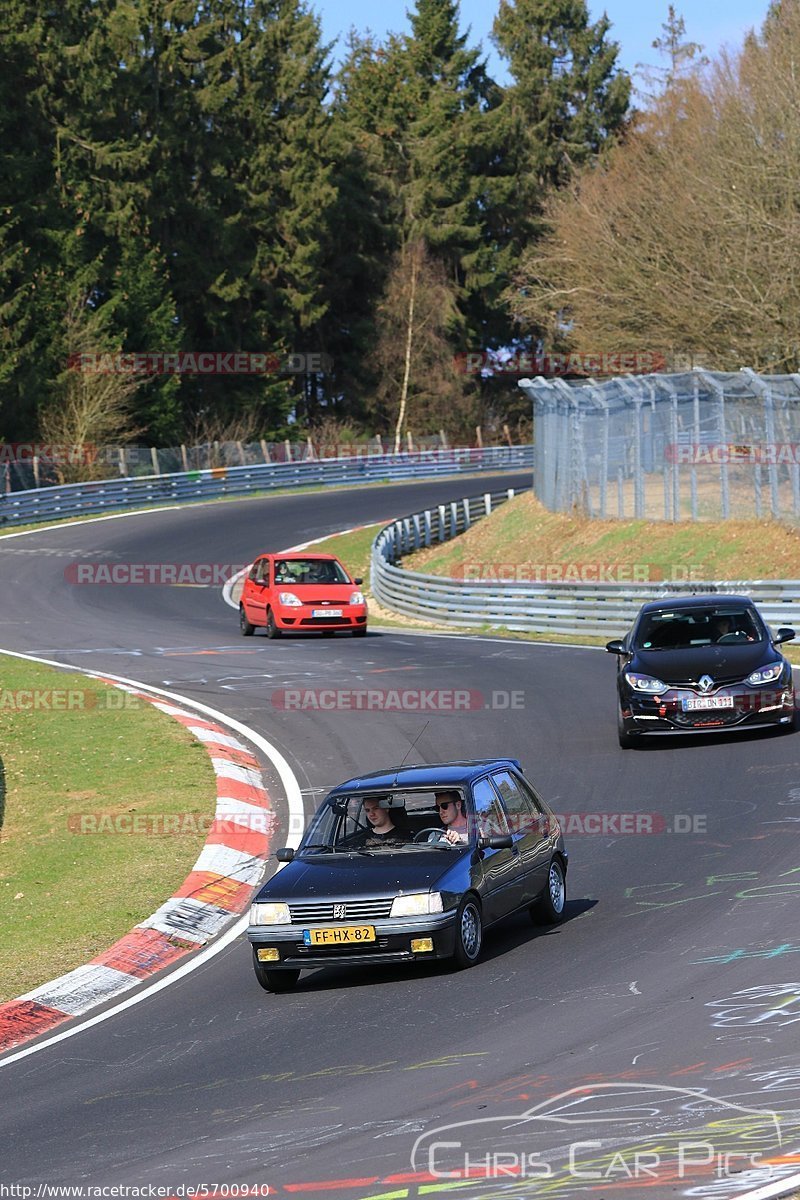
left=0, top=445, right=533, bottom=528
left=371, top=490, right=800, bottom=636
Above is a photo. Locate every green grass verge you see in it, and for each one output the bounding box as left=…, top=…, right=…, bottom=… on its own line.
left=411, top=492, right=800, bottom=581
left=306, top=499, right=800, bottom=664
left=0, top=656, right=216, bottom=1002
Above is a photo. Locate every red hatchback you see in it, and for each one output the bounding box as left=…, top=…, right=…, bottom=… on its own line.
left=239, top=553, right=368, bottom=638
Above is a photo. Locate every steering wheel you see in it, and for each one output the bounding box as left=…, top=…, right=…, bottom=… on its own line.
left=717, top=631, right=752, bottom=643
left=413, top=827, right=447, bottom=843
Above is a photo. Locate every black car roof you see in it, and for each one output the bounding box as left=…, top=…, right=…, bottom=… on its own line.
left=637, top=593, right=756, bottom=615
left=328, top=759, right=523, bottom=794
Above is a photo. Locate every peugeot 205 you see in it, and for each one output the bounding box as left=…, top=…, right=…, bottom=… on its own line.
left=606, top=593, right=795, bottom=747
left=247, top=760, right=568, bottom=991
left=238, top=552, right=367, bottom=638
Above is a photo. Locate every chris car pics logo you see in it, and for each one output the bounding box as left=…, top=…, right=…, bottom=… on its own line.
left=410, top=1082, right=783, bottom=1184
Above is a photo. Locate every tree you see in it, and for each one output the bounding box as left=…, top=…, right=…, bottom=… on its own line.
left=367, top=240, right=475, bottom=445
left=510, top=0, right=800, bottom=373
left=636, top=6, right=709, bottom=97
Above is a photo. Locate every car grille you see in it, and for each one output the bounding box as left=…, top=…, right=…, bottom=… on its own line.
left=288, top=899, right=394, bottom=923
left=292, top=938, right=393, bottom=957
left=665, top=673, right=747, bottom=689
left=673, top=709, right=743, bottom=728
left=300, top=616, right=348, bottom=625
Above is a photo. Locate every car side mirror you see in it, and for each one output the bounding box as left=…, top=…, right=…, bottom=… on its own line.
left=478, top=834, right=513, bottom=851
left=774, top=627, right=796, bottom=644
left=276, top=847, right=294, bottom=862
left=605, top=639, right=626, bottom=655
left=353, top=578, right=363, bottom=586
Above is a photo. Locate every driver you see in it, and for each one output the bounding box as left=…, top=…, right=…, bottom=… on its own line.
left=713, top=615, right=735, bottom=640
left=435, top=790, right=469, bottom=844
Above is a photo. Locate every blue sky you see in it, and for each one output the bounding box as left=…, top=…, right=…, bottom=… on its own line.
left=315, top=0, right=772, bottom=82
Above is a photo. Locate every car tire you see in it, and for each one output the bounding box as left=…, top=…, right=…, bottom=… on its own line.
left=531, top=858, right=567, bottom=925
left=352, top=627, right=367, bottom=637
left=253, top=960, right=300, bottom=993
left=239, top=606, right=255, bottom=637
left=452, top=896, right=482, bottom=969
left=266, top=608, right=281, bottom=639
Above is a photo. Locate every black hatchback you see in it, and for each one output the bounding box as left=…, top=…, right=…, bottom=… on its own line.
left=606, top=594, right=795, bottom=747
left=246, top=759, right=568, bottom=991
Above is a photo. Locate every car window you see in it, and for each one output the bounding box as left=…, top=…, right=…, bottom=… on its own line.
left=491, top=770, right=541, bottom=834
left=297, top=789, right=466, bottom=853
left=274, top=558, right=349, bottom=585
left=249, top=558, right=267, bottom=582
left=636, top=606, right=763, bottom=649
left=473, top=777, right=510, bottom=838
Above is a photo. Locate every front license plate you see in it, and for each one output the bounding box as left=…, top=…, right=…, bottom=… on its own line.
left=682, top=696, right=735, bottom=711
left=312, top=608, right=343, bottom=617
left=303, top=925, right=375, bottom=946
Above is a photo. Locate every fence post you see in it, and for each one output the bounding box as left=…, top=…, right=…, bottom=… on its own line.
left=150, top=446, right=160, bottom=475
left=484, top=492, right=492, bottom=516
left=260, top=439, right=271, bottom=464
left=438, top=504, right=446, bottom=541
left=691, top=376, right=700, bottom=521
left=284, top=440, right=292, bottom=463
left=180, top=444, right=189, bottom=472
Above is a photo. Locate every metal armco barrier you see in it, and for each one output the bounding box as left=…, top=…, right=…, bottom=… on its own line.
left=371, top=490, right=800, bottom=636
left=0, top=446, right=533, bottom=528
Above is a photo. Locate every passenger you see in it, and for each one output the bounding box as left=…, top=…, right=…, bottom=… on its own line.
left=435, top=790, right=469, bottom=844
left=356, top=797, right=410, bottom=845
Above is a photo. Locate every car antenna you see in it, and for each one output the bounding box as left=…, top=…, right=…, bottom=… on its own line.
left=394, top=721, right=430, bottom=774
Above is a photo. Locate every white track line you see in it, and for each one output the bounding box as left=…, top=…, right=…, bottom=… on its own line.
left=0, top=648, right=304, bottom=1068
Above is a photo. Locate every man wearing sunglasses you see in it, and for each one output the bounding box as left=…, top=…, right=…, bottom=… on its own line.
left=434, top=790, right=469, bottom=844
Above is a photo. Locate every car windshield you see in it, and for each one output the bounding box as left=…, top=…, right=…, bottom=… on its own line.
left=635, top=605, right=764, bottom=650
left=296, top=790, right=472, bottom=853
left=274, top=558, right=349, bottom=585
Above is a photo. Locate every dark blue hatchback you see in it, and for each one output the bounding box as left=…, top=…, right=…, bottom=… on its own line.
left=247, top=760, right=568, bottom=991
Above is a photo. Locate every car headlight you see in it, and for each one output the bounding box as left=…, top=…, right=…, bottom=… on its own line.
left=390, top=892, right=444, bottom=918
left=250, top=902, right=291, bottom=925
left=278, top=592, right=303, bottom=607
left=746, top=662, right=785, bottom=686
left=624, top=672, right=669, bottom=694
left=349, top=590, right=365, bottom=605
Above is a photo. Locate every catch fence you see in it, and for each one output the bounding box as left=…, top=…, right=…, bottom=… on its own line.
left=519, top=369, right=800, bottom=521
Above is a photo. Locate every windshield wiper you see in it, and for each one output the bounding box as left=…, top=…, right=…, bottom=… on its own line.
left=299, top=842, right=337, bottom=853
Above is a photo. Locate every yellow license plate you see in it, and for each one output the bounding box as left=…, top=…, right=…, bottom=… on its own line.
left=304, top=925, right=376, bottom=946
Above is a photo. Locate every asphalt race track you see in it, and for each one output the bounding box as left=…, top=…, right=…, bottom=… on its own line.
left=1, top=473, right=800, bottom=1200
